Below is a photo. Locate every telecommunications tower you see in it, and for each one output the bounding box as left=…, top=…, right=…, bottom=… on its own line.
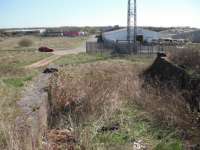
left=127, top=0, right=137, bottom=53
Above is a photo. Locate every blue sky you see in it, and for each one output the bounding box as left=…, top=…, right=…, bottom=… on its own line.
left=0, top=0, right=199, bottom=28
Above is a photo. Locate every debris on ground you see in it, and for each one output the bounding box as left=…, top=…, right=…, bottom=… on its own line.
left=43, top=68, right=59, bottom=74
left=133, top=140, right=147, bottom=150
left=47, top=129, right=76, bottom=143
left=43, top=129, right=76, bottom=150
left=97, top=123, right=120, bottom=133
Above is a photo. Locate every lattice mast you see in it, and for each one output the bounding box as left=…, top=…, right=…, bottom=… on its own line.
left=127, top=0, right=137, bottom=53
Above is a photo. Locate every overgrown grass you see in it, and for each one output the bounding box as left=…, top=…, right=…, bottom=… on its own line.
left=0, top=50, right=52, bottom=149
left=168, top=47, right=200, bottom=74
left=0, top=49, right=192, bottom=149
left=48, top=60, right=183, bottom=149
left=80, top=104, right=183, bottom=150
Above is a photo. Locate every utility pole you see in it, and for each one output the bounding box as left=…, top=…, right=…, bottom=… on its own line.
left=127, top=0, right=137, bottom=54
left=127, top=0, right=131, bottom=53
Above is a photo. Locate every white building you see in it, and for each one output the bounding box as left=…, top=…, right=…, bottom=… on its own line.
left=102, top=27, right=160, bottom=43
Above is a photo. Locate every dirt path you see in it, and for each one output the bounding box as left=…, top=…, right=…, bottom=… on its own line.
left=26, top=55, right=61, bottom=68
left=25, top=37, right=91, bottom=68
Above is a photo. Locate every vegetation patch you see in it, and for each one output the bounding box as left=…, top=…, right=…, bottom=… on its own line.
left=3, top=76, right=33, bottom=88
left=0, top=50, right=52, bottom=149
left=48, top=60, right=183, bottom=149
left=55, top=52, right=154, bottom=68
left=54, top=52, right=110, bottom=65
left=154, top=139, right=183, bottom=150
left=78, top=104, right=183, bottom=150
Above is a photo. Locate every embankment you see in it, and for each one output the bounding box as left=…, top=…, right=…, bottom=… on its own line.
left=144, top=54, right=200, bottom=112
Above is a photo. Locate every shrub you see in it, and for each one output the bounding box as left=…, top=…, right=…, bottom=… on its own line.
left=18, top=38, right=33, bottom=47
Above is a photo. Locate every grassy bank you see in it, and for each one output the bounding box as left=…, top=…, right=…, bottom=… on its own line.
left=48, top=59, right=183, bottom=150
left=0, top=50, right=51, bottom=149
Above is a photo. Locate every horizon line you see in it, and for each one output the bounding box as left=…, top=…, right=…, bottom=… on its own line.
left=0, top=25, right=199, bottom=30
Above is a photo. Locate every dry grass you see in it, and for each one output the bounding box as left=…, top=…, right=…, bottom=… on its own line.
left=0, top=36, right=87, bottom=51
left=1, top=49, right=197, bottom=149
left=49, top=60, right=141, bottom=126
left=137, top=83, right=194, bottom=128
left=49, top=59, right=193, bottom=129
left=168, top=48, right=200, bottom=74
left=0, top=51, right=51, bottom=77
left=0, top=50, right=52, bottom=150
left=48, top=60, right=146, bottom=149
left=48, top=60, right=189, bottom=149
left=0, top=81, right=21, bottom=149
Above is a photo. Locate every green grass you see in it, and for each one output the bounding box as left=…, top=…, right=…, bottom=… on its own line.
left=3, top=76, right=33, bottom=88
left=78, top=103, right=183, bottom=150
left=55, top=52, right=110, bottom=65
left=155, top=140, right=183, bottom=150
left=54, top=52, right=155, bottom=67
left=0, top=51, right=49, bottom=120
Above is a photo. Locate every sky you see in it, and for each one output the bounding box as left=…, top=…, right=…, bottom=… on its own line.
left=0, top=0, right=200, bottom=28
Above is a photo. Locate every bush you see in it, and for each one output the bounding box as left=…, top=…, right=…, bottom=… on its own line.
left=18, top=38, right=33, bottom=47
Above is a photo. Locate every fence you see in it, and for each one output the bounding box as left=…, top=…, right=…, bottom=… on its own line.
left=86, top=41, right=175, bottom=55
left=86, top=42, right=114, bottom=54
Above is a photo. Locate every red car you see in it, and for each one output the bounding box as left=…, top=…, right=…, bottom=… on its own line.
left=38, top=47, right=54, bottom=52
